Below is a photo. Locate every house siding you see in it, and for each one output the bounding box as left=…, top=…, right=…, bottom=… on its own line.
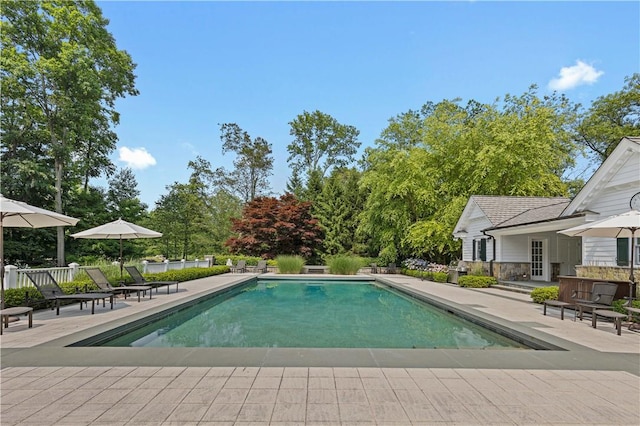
left=461, top=214, right=493, bottom=261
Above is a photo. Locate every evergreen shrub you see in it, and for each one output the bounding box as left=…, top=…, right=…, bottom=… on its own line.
left=530, top=286, right=559, bottom=304
left=458, top=275, right=496, bottom=288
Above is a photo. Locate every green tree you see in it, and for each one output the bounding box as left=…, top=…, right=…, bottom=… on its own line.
left=575, top=73, right=640, bottom=162
left=1, top=0, right=138, bottom=265
left=217, top=123, right=273, bottom=203
left=287, top=110, right=360, bottom=200
left=107, top=168, right=148, bottom=222
left=360, top=88, right=579, bottom=263
left=314, top=168, right=368, bottom=257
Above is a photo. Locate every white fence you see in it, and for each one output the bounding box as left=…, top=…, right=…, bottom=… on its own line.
left=3, top=258, right=213, bottom=290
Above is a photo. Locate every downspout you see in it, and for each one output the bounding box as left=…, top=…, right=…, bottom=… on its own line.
left=483, top=231, right=496, bottom=277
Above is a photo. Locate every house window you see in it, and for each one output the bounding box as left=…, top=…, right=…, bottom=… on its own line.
left=617, top=238, right=640, bottom=266
left=474, top=239, right=487, bottom=262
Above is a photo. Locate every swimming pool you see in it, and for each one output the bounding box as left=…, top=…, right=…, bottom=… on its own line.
left=98, top=279, right=528, bottom=349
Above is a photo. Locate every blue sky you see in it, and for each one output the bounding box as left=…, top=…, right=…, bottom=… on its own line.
left=96, top=1, right=640, bottom=208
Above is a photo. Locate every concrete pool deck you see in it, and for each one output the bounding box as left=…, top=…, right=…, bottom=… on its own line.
left=1, top=273, right=639, bottom=424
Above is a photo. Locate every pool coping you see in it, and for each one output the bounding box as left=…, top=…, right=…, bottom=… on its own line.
left=2, top=274, right=639, bottom=375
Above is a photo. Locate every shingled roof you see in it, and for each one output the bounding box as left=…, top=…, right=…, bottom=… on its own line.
left=471, top=196, right=571, bottom=228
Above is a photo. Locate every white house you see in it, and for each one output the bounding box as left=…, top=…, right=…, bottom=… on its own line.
left=453, top=136, right=640, bottom=283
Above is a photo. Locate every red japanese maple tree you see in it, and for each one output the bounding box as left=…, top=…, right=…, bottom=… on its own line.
left=225, top=193, right=323, bottom=259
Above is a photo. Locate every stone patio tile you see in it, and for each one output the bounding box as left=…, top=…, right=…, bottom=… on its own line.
left=100, top=367, right=136, bottom=377
left=498, top=404, right=550, bottom=424
left=280, top=377, right=307, bottom=389
left=72, top=367, right=111, bottom=377
left=19, top=375, right=67, bottom=390
left=306, top=403, right=340, bottom=422
left=431, top=400, right=483, bottom=423
left=152, top=367, right=186, bottom=377
left=452, top=389, right=491, bottom=406
left=206, top=367, right=234, bottom=377
left=0, top=376, right=41, bottom=390
left=127, top=366, right=162, bottom=377
left=308, top=367, right=333, bottom=377
left=338, top=403, right=375, bottom=422
left=332, top=367, right=359, bottom=377
left=357, top=368, right=384, bottom=378
left=107, top=376, right=148, bottom=389
left=252, top=376, right=281, bottom=389
left=178, top=366, right=211, bottom=376
left=22, top=402, right=82, bottom=424
left=223, top=376, right=255, bottom=389
left=270, top=402, right=306, bottom=422
left=308, top=377, right=335, bottom=389
left=257, top=367, right=284, bottom=377
left=150, top=388, right=190, bottom=404
left=336, top=389, right=368, bottom=404
left=201, top=403, right=242, bottom=422
left=0, top=367, right=36, bottom=378
left=402, top=403, right=444, bottom=423
left=334, top=377, right=363, bottom=390
left=371, top=402, right=410, bottom=423
left=164, top=403, right=209, bottom=422
left=0, top=404, right=39, bottom=424
left=164, top=375, right=203, bottom=389
left=80, top=375, right=122, bottom=389
left=0, top=389, right=43, bottom=405
left=430, top=368, right=462, bottom=379
left=232, top=367, right=260, bottom=377
left=19, top=387, right=72, bottom=407
left=236, top=403, right=274, bottom=422
left=93, top=402, right=145, bottom=422
left=245, top=388, right=278, bottom=404
left=56, top=402, right=113, bottom=424
left=394, top=388, right=429, bottom=405
left=405, top=368, right=437, bottom=379
left=466, top=403, right=517, bottom=424
left=360, top=377, right=391, bottom=389
left=181, top=387, right=220, bottom=404
left=276, top=388, right=307, bottom=404
left=282, top=367, right=308, bottom=378
left=387, top=377, right=419, bottom=390
left=194, top=376, right=228, bottom=390
left=56, top=375, right=102, bottom=389
left=213, top=387, right=249, bottom=403
left=382, top=368, right=410, bottom=378
left=307, top=389, right=337, bottom=404
left=364, top=388, right=398, bottom=404
left=136, top=376, right=176, bottom=389
left=89, top=388, right=131, bottom=404
left=129, top=402, right=180, bottom=423
left=118, top=388, right=161, bottom=405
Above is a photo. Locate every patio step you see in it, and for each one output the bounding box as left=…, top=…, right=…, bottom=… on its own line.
left=492, top=284, right=532, bottom=295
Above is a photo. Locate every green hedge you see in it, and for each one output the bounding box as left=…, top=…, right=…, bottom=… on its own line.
left=2, top=266, right=229, bottom=308
left=457, top=275, right=496, bottom=288
left=612, top=298, right=640, bottom=314
left=530, top=286, right=559, bottom=304
left=401, top=269, right=449, bottom=283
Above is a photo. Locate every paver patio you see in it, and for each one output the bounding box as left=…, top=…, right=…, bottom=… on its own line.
left=1, top=272, right=639, bottom=424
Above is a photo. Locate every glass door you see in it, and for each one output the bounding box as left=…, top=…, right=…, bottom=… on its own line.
left=531, top=239, right=544, bottom=280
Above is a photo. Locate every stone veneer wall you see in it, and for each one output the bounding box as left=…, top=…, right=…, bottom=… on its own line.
left=575, top=265, right=631, bottom=282
left=496, top=262, right=531, bottom=281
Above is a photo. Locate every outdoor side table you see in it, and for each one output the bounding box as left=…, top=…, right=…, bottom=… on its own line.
left=592, top=310, right=628, bottom=336
left=0, top=306, right=33, bottom=335
left=543, top=300, right=572, bottom=320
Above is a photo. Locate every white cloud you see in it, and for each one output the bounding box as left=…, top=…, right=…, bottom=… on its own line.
left=118, top=147, right=157, bottom=170
left=181, top=141, right=199, bottom=156
left=548, top=60, right=604, bottom=91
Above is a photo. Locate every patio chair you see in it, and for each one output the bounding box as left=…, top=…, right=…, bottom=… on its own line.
left=249, top=260, right=267, bottom=273
left=124, top=266, right=179, bottom=294
left=230, top=260, right=247, bottom=273
left=386, top=263, right=397, bottom=274
left=24, top=271, right=113, bottom=315
left=571, top=281, right=618, bottom=321
left=84, top=267, right=152, bottom=302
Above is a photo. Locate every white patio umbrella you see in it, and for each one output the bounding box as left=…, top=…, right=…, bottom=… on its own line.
left=1, top=194, right=80, bottom=309
left=559, top=210, right=640, bottom=303
left=70, top=218, right=162, bottom=278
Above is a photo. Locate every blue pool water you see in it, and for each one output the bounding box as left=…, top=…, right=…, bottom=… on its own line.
left=100, top=280, right=527, bottom=349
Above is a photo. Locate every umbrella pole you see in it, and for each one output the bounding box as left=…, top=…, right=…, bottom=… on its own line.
left=629, top=228, right=639, bottom=331
left=119, top=237, right=123, bottom=280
